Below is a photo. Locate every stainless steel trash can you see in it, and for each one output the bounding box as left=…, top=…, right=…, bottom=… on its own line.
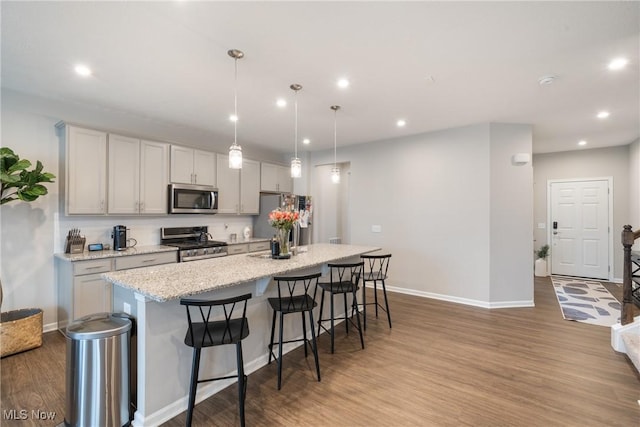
left=65, top=312, right=132, bottom=427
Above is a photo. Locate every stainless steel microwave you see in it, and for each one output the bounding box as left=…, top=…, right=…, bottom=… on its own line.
left=168, top=183, right=218, bottom=214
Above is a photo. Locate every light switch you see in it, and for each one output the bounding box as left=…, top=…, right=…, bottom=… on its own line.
left=371, top=225, right=382, bottom=233
left=537, top=223, right=546, bottom=229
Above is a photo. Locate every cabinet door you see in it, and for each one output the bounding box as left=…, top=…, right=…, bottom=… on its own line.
left=66, top=126, right=108, bottom=214
left=73, top=273, right=112, bottom=319
left=140, top=140, right=169, bottom=214
left=260, top=162, right=278, bottom=192
left=108, top=134, right=141, bottom=214
left=193, top=150, right=216, bottom=186
left=170, top=145, right=195, bottom=184
left=216, top=154, right=240, bottom=214
left=277, top=165, right=293, bottom=194
left=240, top=159, right=260, bottom=214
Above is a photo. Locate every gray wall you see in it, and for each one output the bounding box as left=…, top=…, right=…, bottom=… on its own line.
left=630, top=139, right=640, bottom=251
left=532, top=145, right=630, bottom=280
left=309, top=123, right=534, bottom=307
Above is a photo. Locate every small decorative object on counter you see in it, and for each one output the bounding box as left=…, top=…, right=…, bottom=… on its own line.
left=65, top=228, right=86, bottom=254
left=268, top=208, right=299, bottom=258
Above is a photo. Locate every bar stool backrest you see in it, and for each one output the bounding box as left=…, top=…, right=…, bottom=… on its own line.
left=180, top=293, right=252, bottom=348
left=361, top=254, right=392, bottom=281
left=272, top=272, right=321, bottom=311
left=327, top=261, right=365, bottom=292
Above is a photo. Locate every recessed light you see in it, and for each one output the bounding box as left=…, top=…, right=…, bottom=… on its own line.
left=229, top=114, right=238, bottom=122
left=74, top=64, right=92, bottom=77
left=302, top=138, right=310, bottom=145
left=396, top=119, right=406, bottom=127
left=276, top=98, right=287, bottom=108
left=597, top=111, right=610, bottom=119
left=608, top=57, right=628, bottom=70
left=578, top=140, right=587, bottom=146
left=337, top=78, right=350, bottom=88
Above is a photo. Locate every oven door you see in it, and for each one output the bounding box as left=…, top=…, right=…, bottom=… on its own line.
left=169, top=184, right=218, bottom=214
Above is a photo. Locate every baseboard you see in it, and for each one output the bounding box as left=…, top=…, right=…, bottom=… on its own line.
left=43, top=322, right=58, bottom=333
left=379, top=284, right=534, bottom=309
left=611, top=316, right=640, bottom=353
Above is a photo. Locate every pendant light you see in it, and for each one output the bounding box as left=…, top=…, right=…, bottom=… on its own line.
left=330, top=105, right=341, bottom=184
left=228, top=49, right=244, bottom=169
left=290, top=83, right=302, bottom=178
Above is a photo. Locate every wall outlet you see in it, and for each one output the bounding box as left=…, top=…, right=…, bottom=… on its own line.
left=123, top=302, right=131, bottom=315
left=537, top=223, right=546, bottom=229
left=371, top=225, right=382, bottom=233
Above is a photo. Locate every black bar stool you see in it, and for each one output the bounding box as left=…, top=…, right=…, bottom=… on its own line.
left=361, top=253, right=392, bottom=329
left=268, top=272, right=322, bottom=390
left=316, top=261, right=365, bottom=354
left=180, top=293, right=252, bottom=427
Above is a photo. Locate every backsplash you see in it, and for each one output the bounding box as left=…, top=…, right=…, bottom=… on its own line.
left=55, top=214, right=253, bottom=253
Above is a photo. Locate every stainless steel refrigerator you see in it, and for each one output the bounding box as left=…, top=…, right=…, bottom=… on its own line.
left=253, top=194, right=313, bottom=246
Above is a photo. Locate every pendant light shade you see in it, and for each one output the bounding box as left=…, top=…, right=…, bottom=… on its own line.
left=228, top=49, right=244, bottom=169
left=331, top=105, right=341, bottom=184
left=290, top=84, right=302, bottom=178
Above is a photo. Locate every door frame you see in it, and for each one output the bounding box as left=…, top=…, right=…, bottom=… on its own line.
left=546, top=177, right=614, bottom=281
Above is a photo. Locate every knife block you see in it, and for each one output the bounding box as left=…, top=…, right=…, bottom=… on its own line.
left=65, top=236, right=86, bottom=254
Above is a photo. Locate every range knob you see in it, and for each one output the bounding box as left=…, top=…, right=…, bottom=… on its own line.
left=203, top=248, right=208, bottom=255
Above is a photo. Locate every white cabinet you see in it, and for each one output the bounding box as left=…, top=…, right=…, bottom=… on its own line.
left=108, top=135, right=169, bottom=215
left=170, top=145, right=216, bottom=186
left=260, top=162, right=293, bottom=193
left=60, top=125, right=108, bottom=215
left=57, top=251, right=177, bottom=331
left=216, top=155, right=260, bottom=214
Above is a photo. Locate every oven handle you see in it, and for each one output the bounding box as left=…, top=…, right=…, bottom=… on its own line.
left=181, top=252, right=228, bottom=262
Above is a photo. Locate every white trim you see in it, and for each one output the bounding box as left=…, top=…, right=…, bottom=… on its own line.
left=43, top=322, right=58, bottom=333
left=611, top=316, right=640, bottom=352
left=546, top=177, right=614, bottom=281
left=384, top=285, right=534, bottom=309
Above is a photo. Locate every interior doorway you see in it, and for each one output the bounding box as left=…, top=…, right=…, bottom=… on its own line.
left=548, top=178, right=612, bottom=280
left=313, top=162, right=350, bottom=244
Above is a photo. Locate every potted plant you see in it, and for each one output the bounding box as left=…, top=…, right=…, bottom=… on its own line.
left=534, top=244, right=550, bottom=277
left=1, top=147, right=55, bottom=357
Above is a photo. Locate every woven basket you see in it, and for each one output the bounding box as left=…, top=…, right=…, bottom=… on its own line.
left=1, top=308, right=43, bottom=358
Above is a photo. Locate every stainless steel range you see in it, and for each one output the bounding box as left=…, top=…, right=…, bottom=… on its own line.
left=161, top=226, right=228, bottom=262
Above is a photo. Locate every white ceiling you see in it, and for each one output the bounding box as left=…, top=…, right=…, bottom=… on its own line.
left=2, top=1, right=639, bottom=156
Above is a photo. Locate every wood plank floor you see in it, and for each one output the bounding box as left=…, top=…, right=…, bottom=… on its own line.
left=1, top=276, right=638, bottom=426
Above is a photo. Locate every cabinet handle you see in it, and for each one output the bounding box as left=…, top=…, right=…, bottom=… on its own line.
left=140, top=201, right=145, bottom=212
left=86, top=266, right=104, bottom=270
left=141, top=258, right=156, bottom=263
left=100, top=200, right=105, bottom=212
left=194, top=173, right=197, bottom=183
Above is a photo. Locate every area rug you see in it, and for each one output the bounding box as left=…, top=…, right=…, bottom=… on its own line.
left=551, top=277, right=621, bottom=327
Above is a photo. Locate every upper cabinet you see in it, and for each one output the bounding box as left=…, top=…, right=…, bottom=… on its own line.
left=217, top=155, right=260, bottom=215
left=59, top=124, right=108, bottom=215
left=108, top=134, right=169, bottom=215
left=170, top=145, right=216, bottom=186
left=260, top=162, right=293, bottom=193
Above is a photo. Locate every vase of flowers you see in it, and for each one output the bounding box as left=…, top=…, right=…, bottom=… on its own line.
left=268, top=208, right=299, bottom=256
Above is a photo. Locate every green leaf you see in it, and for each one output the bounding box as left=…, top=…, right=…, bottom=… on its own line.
left=7, top=159, right=31, bottom=174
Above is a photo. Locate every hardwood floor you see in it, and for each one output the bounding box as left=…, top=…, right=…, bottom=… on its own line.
left=1, top=277, right=638, bottom=426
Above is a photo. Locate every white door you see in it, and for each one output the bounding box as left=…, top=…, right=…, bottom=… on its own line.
left=550, top=180, right=610, bottom=279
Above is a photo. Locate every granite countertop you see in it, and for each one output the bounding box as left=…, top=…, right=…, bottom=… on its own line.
left=55, top=245, right=178, bottom=262
left=102, top=243, right=380, bottom=302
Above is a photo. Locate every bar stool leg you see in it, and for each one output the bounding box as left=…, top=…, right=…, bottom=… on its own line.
left=302, top=311, right=308, bottom=357
left=362, top=282, right=367, bottom=330
left=352, top=294, right=365, bottom=350
left=186, top=348, right=201, bottom=427
left=317, top=289, right=325, bottom=338
left=236, top=342, right=246, bottom=427
left=343, top=293, right=349, bottom=334
left=307, top=309, right=321, bottom=382
left=374, top=280, right=380, bottom=318
left=268, top=310, right=276, bottom=364
left=382, top=279, right=392, bottom=328
left=277, top=311, right=285, bottom=390
left=330, top=292, right=335, bottom=354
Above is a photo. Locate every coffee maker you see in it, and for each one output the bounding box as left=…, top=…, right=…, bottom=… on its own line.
left=113, top=225, right=128, bottom=251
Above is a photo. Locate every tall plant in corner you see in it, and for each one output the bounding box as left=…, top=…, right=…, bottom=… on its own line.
left=0, top=147, right=56, bottom=306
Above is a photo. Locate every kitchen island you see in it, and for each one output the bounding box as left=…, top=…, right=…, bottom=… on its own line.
left=102, top=243, right=379, bottom=426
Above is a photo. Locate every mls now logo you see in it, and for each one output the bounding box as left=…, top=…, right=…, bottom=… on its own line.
left=3, top=409, right=56, bottom=420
